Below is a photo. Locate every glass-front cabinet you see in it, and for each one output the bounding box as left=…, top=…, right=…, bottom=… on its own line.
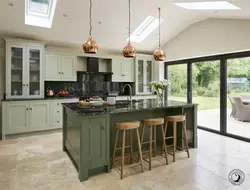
left=6, top=42, right=44, bottom=99
left=135, top=54, right=154, bottom=94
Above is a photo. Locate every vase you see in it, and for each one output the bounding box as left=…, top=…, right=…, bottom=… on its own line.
left=156, top=89, right=164, bottom=104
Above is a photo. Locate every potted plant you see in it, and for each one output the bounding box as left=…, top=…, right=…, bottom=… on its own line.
left=150, top=79, right=168, bottom=104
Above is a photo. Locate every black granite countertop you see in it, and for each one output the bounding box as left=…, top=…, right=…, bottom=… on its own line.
left=1, top=96, right=79, bottom=101
left=62, top=100, right=197, bottom=116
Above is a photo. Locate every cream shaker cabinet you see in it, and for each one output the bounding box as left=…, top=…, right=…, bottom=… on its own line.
left=4, top=101, right=50, bottom=135
left=112, top=57, right=134, bottom=82
left=135, top=54, right=154, bottom=95
left=6, top=43, right=44, bottom=99
left=45, top=54, right=76, bottom=81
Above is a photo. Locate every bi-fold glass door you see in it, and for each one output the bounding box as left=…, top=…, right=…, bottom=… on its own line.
left=166, top=52, right=250, bottom=142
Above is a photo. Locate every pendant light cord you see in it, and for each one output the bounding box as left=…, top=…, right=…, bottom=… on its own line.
left=158, top=7, right=161, bottom=48
left=89, top=0, right=92, bottom=36
left=128, top=0, right=131, bottom=43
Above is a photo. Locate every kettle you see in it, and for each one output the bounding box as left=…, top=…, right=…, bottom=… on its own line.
left=47, top=89, right=54, bottom=96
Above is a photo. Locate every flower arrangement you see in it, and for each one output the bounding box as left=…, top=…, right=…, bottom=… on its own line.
left=150, top=79, right=168, bottom=103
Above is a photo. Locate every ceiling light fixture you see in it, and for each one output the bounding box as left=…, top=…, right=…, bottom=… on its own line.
left=82, top=0, right=98, bottom=54
left=174, top=1, right=240, bottom=10
left=123, top=0, right=136, bottom=58
left=153, top=8, right=166, bottom=61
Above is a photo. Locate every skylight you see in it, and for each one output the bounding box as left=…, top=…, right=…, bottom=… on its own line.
left=174, top=1, right=240, bottom=10
left=25, top=0, right=57, bottom=28
left=128, top=16, right=163, bottom=43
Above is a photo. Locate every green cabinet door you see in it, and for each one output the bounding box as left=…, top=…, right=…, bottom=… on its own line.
left=89, top=117, right=108, bottom=169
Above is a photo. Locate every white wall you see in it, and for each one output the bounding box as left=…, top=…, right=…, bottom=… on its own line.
left=163, top=18, right=250, bottom=61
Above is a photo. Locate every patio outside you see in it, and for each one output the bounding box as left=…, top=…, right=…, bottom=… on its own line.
left=168, top=58, right=250, bottom=139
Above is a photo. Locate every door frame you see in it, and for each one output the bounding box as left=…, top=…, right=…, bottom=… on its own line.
left=164, top=50, right=250, bottom=143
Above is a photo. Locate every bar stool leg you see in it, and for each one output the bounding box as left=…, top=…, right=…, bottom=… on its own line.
left=130, top=129, right=133, bottom=164
left=162, top=120, right=168, bottom=154
left=136, top=128, right=144, bottom=172
left=138, top=123, right=145, bottom=162
left=182, top=121, right=190, bottom=158
left=161, top=124, right=168, bottom=165
left=121, top=130, right=126, bottom=179
left=149, top=126, right=152, bottom=170
left=173, top=122, right=177, bottom=162
left=111, top=128, right=119, bottom=169
left=154, top=125, right=157, bottom=157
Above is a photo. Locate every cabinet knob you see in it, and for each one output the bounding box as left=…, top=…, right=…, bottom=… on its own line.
left=62, top=72, right=64, bottom=74
left=30, top=108, right=32, bottom=110
left=26, top=84, right=29, bottom=86
left=57, top=111, right=59, bottom=113
left=57, top=103, right=59, bottom=105
left=57, top=121, right=59, bottom=123
left=101, top=124, right=105, bottom=130
left=23, top=84, right=25, bottom=87
left=26, top=108, right=29, bottom=111
left=59, top=72, right=61, bottom=74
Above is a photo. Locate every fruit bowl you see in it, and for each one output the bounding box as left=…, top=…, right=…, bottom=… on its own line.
left=89, top=100, right=103, bottom=106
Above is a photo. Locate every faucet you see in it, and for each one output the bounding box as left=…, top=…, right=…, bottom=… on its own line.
left=122, top=84, right=133, bottom=104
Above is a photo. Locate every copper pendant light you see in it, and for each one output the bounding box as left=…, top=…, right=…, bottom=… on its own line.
left=83, top=0, right=98, bottom=54
left=123, top=0, right=136, bottom=58
left=153, top=8, right=166, bottom=61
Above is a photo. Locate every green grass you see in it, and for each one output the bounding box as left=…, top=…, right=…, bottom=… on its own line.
left=169, top=92, right=249, bottom=110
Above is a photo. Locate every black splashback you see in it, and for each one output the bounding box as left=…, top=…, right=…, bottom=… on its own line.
left=87, top=57, right=99, bottom=72
left=45, top=81, right=78, bottom=97
left=77, top=72, right=111, bottom=98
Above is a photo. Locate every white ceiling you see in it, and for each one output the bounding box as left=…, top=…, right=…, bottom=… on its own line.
left=0, top=0, right=250, bottom=53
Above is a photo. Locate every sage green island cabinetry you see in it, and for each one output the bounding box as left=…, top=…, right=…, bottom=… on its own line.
left=62, top=100, right=198, bottom=182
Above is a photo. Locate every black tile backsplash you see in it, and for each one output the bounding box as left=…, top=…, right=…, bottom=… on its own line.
left=45, top=81, right=78, bottom=97
left=45, top=81, right=134, bottom=98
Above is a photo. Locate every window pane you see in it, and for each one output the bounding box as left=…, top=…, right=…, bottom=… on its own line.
left=168, top=64, right=187, bottom=102
left=193, top=60, right=220, bottom=131
left=29, top=0, right=50, bottom=14
left=227, top=57, right=250, bottom=139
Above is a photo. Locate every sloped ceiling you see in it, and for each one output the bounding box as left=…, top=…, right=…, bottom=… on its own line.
left=0, top=0, right=250, bottom=53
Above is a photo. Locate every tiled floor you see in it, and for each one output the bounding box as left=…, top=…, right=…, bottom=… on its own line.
left=0, top=130, right=250, bottom=190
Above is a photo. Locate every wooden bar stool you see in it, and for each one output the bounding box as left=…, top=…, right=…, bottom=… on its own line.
left=111, top=121, right=144, bottom=179
left=140, top=118, right=168, bottom=170
left=163, top=115, right=190, bottom=162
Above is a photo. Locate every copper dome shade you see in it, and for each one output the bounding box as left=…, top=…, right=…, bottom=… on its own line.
left=123, top=42, right=136, bottom=58
left=82, top=36, right=98, bottom=54
left=153, top=47, right=166, bottom=61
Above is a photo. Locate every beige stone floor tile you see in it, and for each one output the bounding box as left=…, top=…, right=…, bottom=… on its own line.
left=2, top=130, right=250, bottom=190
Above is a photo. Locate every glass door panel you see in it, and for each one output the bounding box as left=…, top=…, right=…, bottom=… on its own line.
left=28, top=48, right=41, bottom=96
left=192, top=60, right=220, bottom=131
left=138, top=60, right=144, bottom=93
left=226, top=57, right=250, bottom=139
left=168, top=64, right=187, bottom=102
left=10, top=47, right=24, bottom=97
left=145, top=60, right=152, bottom=93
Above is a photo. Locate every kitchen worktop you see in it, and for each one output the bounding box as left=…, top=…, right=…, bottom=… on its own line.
left=62, top=100, right=196, bottom=116
left=1, top=96, right=79, bottom=101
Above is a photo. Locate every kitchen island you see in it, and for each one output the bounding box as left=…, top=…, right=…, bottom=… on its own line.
left=62, top=99, right=198, bottom=181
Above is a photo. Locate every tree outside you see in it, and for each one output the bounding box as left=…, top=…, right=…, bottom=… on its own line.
left=168, top=58, right=250, bottom=110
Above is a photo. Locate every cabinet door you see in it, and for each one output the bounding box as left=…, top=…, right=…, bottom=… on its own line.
left=6, top=102, right=29, bottom=134
left=45, top=54, right=61, bottom=80
left=6, top=45, right=26, bottom=99
left=61, top=56, right=76, bottom=81
left=122, top=59, right=134, bottom=82
left=89, top=117, right=108, bottom=169
left=111, top=59, right=123, bottom=82
left=137, top=59, right=144, bottom=93
left=27, top=46, right=43, bottom=98
left=29, top=102, right=50, bottom=131
left=51, top=105, right=62, bottom=128
left=144, top=60, right=153, bottom=93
